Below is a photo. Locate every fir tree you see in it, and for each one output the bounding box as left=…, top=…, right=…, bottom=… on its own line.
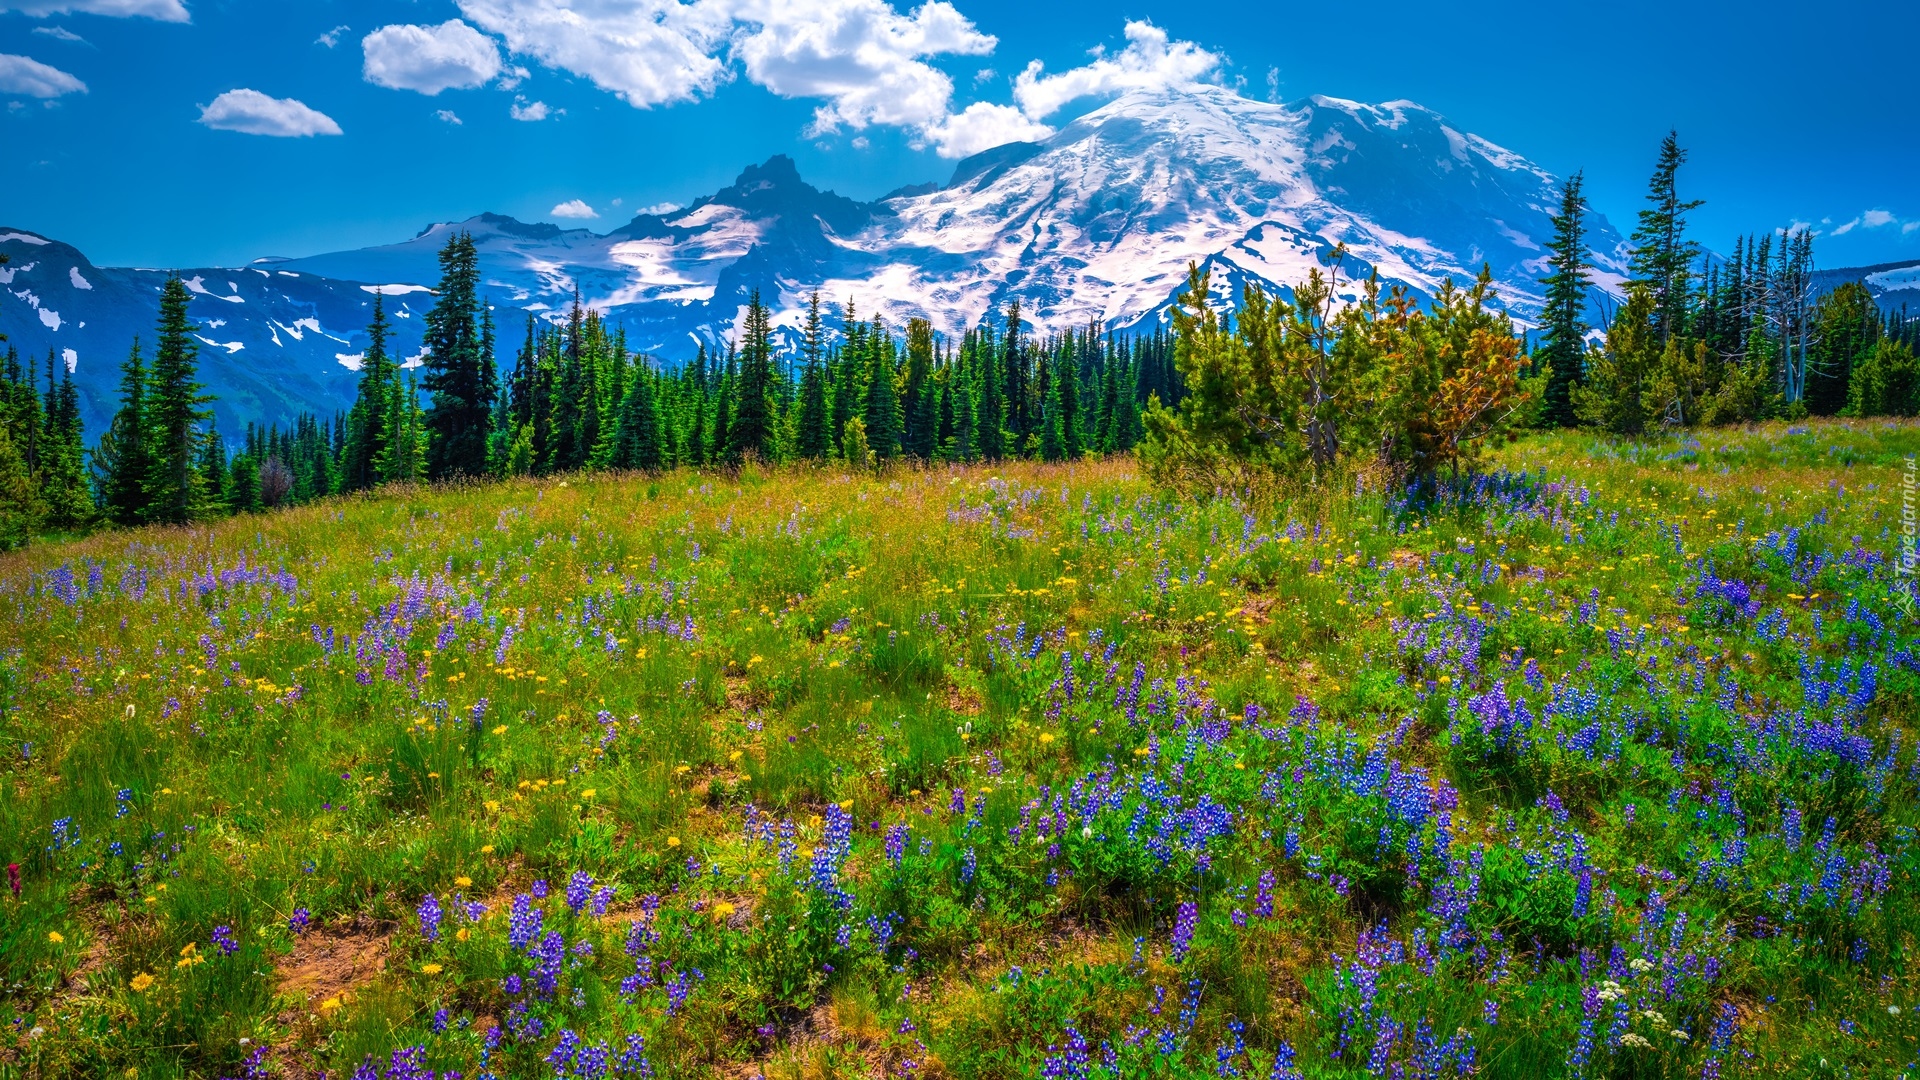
left=143, top=277, right=212, bottom=525
left=342, top=292, right=398, bottom=491
left=731, top=291, right=775, bottom=462
left=421, top=232, right=494, bottom=479
left=1538, top=172, right=1592, bottom=426
left=796, top=329, right=832, bottom=461
left=1628, top=132, right=1704, bottom=348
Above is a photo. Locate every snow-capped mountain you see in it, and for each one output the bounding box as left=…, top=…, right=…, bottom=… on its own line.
left=0, top=84, right=1684, bottom=438
left=281, top=86, right=1638, bottom=353
left=0, top=228, right=414, bottom=438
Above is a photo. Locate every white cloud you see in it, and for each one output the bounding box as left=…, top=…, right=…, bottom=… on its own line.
left=0, top=0, right=187, bottom=20
left=636, top=201, right=682, bottom=216
left=457, top=0, right=733, bottom=108
left=436, top=108, right=463, bottom=125
left=316, top=24, right=350, bottom=48
left=922, top=100, right=1051, bottom=158
left=731, top=0, right=994, bottom=137
left=509, top=97, right=551, bottom=121
left=1905, top=222, right=1920, bottom=235
left=0, top=54, right=87, bottom=98
left=1832, top=217, right=1859, bottom=236
left=550, top=198, right=597, bottom=219
left=198, top=89, right=342, bottom=137
left=32, top=26, right=89, bottom=44
left=363, top=20, right=502, bottom=95
left=1863, top=209, right=1896, bottom=228
left=1012, top=20, right=1222, bottom=120
left=423, top=6, right=1214, bottom=161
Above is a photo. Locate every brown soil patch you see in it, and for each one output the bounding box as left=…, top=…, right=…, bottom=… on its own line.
left=276, top=918, right=390, bottom=1006
left=944, top=683, right=983, bottom=715
left=726, top=674, right=769, bottom=714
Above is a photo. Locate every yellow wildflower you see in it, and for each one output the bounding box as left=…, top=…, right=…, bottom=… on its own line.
left=48, top=931, right=64, bottom=944
left=421, top=963, right=443, bottom=975
left=130, top=972, right=154, bottom=992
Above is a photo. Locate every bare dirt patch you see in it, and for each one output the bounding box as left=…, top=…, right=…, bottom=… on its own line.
left=276, top=918, right=391, bottom=1007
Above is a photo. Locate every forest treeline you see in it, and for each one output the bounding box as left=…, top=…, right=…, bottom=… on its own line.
left=0, top=132, right=1915, bottom=545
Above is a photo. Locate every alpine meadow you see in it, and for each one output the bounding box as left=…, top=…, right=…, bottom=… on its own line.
left=3, top=5, right=1920, bottom=1080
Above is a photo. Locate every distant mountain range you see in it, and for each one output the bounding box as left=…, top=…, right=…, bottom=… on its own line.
left=3, top=84, right=1914, bottom=438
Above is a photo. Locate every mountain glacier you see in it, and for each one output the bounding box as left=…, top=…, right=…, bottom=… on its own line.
left=16, top=81, right=1881, bottom=440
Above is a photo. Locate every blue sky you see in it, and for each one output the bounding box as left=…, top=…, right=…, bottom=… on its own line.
left=2, top=0, right=1916, bottom=271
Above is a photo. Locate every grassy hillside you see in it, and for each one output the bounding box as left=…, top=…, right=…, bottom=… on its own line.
left=2, top=420, right=1917, bottom=1079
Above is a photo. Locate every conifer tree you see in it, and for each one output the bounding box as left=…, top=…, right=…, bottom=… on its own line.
left=38, top=356, right=91, bottom=529
left=1538, top=172, right=1593, bottom=426
left=904, top=318, right=938, bottom=459
left=0, top=425, right=36, bottom=550
left=143, top=277, right=212, bottom=524
left=731, top=292, right=776, bottom=462
left=862, top=318, right=901, bottom=460
left=343, top=292, right=398, bottom=491
left=1628, top=133, right=1704, bottom=349
left=796, top=320, right=832, bottom=462
left=421, top=232, right=494, bottom=479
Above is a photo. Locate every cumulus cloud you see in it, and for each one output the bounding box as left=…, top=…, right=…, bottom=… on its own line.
left=32, top=26, right=89, bottom=44
left=316, top=24, right=350, bottom=48
left=509, top=97, right=551, bottom=121
left=198, top=89, right=342, bottom=137
left=731, top=0, right=994, bottom=137
left=457, top=0, right=733, bottom=108
left=0, top=0, right=187, bottom=20
left=636, top=201, right=682, bottom=216
left=1863, top=209, right=1896, bottom=228
left=363, top=20, right=503, bottom=95
left=421, top=5, right=1217, bottom=159
left=922, top=101, right=1051, bottom=158
left=1012, top=20, right=1222, bottom=121
left=436, top=108, right=463, bottom=125
left=0, top=54, right=87, bottom=98
left=550, top=199, right=597, bottom=219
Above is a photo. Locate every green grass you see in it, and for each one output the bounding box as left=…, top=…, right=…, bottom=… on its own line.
left=1, top=419, right=1917, bottom=1080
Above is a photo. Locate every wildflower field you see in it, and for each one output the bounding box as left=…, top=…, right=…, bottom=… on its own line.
left=3, top=420, right=1918, bottom=1080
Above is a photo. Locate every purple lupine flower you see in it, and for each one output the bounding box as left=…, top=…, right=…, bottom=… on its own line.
left=566, top=871, right=594, bottom=915
left=417, top=893, right=442, bottom=942
left=210, top=925, right=239, bottom=957
left=1171, top=901, right=1197, bottom=963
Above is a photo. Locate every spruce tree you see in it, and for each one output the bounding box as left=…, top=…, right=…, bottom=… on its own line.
left=1628, top=133, right=1704, bottom=349
left=1538, top=172, right=1593, bottom=426
left=421, top=232, right=494, bottom=479
left=143, top=277, right=212, bottom=524
left=731, top=291, right=775, bottom=462
left=862, top=319, right=900, bottom=461
left=343, top=293, right=398, bottom=491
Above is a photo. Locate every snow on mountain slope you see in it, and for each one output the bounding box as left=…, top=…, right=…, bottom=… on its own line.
left=281, top=85, right=1634, bottom=351
left=0, top=229, right=419, bottom=437
left=6, top=84, right=1662, bottom=437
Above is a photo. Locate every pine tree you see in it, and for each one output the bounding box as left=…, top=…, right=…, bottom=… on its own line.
left=421, top=232, right=494, bottom=479
left=143, top=277, right=212, bottom=524
left=1574, top=284, right=1658, bottom=434
left=1538, top=172, right=1592, bottom=426
left=1628, top=133, right=1704, bottom=349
